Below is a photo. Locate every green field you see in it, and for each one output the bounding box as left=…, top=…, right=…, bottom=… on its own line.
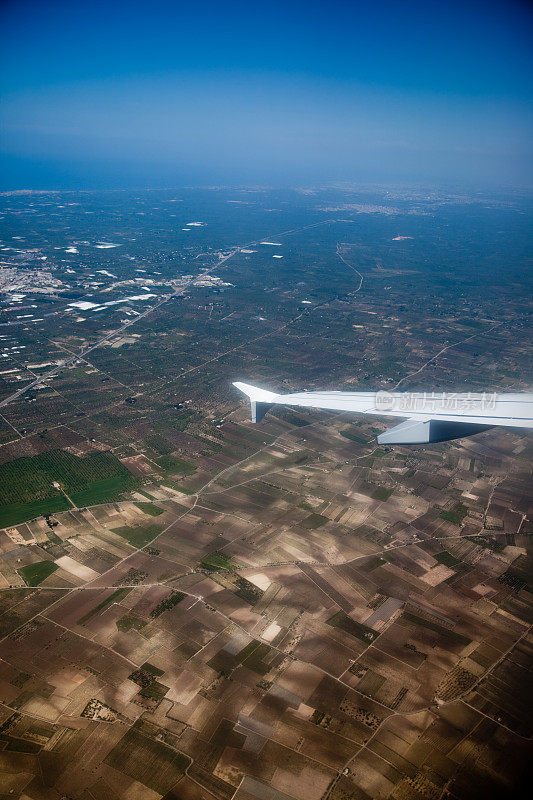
left=145, top=433, right=175, bottom=455
left=112, top=524, right=162, bottom=548
left=156, top=455, right=195, bottom=476
left=371, top=487, right=394, bottom=502
left=200, top=551, right=234, bottom=572
left=0, top=497, right=71, bottom=530
left=364, top=449, right=386, bottom=467
left=239, top=641, right=272, bottom=675
left=435, top=550, right=462, bottom=567
left=78, top=588, right=132, bottom=625
left=150, top=590, right=186, bottom=618
left=301, top=513, right=328, bottom=529
left=327, top=611, right=378, bottom=643
left=160, top=481, right=195, bottom=495
left=134, top=502, right=164, bottom=516
left=439, top=503, right=468, bottom=525
left=70, top=477, right=140, bottom=508
left=0, top=449, right=141, bottom=527
left=17, top=560, right=58, bottom=587
left=340, top=428, right=366, bottom=443
left=234, top=577, right=264, bottom=604
left=153, top=409, right=196, bottom=432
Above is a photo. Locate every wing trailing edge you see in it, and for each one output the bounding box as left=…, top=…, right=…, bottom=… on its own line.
left=233, top=382, right=533, bottom=445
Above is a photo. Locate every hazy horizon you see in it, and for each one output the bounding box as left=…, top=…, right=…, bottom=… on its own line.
left=1, top=0, right=532, bottom=190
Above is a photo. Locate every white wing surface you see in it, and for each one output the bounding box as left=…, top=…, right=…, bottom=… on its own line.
left=233, top=382, right=533, bottom=444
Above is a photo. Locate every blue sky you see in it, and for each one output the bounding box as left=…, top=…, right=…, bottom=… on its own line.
left=1, top=0, right=532, bottom=188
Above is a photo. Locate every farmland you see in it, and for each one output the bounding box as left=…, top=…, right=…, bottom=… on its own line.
left=17, top=560, right=58, bottom=586
left=0, top=449, right=141, bottom=526
left=0, top=186, right=530, bottom=799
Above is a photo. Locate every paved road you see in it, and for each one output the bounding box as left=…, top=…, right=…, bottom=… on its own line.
left=0, top=218, right=351, bottom=411
left=0, top=249, right=238, bottom=410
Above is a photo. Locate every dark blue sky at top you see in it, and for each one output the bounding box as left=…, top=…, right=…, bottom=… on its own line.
left=1, top=0, right=532, bottom=189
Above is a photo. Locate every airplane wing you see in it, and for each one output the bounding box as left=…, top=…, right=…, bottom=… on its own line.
left=233, top=382, right=533, bottom=444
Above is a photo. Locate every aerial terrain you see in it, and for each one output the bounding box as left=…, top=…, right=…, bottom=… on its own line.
left=0, top=185, right=531, bottom=800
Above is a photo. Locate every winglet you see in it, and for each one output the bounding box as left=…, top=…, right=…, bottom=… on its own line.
left=233, top=382, right=278, bottom=423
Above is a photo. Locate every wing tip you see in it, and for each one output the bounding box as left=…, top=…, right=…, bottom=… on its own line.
left=233, top=382, right=278, bottom=402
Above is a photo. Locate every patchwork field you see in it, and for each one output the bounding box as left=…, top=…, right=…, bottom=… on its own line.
left=0, top=449, right=141, bottom=527
left=0, top=187, right=531, bottom=799
left=0, top=410, right=531, bottom=799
